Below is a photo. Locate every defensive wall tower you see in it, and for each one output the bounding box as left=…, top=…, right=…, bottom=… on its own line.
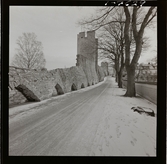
left=9, top=31, right=108, bottom=106
left=77, top=30, right=98, bottom=72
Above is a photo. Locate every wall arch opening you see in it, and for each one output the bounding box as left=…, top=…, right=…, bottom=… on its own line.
left=71, top=83, right=77, bottom=91
left=92, top=82, right=94, bottom=85
left=81, top=83, right=85, bottom=88
left=55, top=84, right=64, bottom=95
left=15, top=84, right=40, bottom=102
left=88, top=83, right=90, bottom=86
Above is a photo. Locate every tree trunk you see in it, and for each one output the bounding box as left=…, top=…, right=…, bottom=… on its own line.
left=115, top=72, right=118, bottom=82
left=136, top=69, right=140, bottom=82
left=118, top=72, right=121, bottom=88
left=124, top=66, right=136, bottom=97
left=118, top=69, right=123, bottom=88
left=114, top=69, right=118, bottom=82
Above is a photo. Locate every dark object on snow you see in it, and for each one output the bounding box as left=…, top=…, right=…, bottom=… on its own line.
left=131, top=106, right=155, bottom=117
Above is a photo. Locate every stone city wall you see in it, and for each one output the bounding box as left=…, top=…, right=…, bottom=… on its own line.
left=9, top=63, right=106, bottom=106
left=9, top=31, right=108, bottom=106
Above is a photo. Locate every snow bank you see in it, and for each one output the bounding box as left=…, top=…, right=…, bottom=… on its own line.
left=9, top=77, right=107, bottom=120
left=88, top=78, right=156, bottom=156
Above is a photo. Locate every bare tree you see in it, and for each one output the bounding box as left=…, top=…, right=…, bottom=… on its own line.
left=98, top=21, right=125, bottom=88
left=78, top=6, right=156, bottom=97
left=11, top=32, right=46, bottom=69
left=97, top=8, right=127, bottom=88
left=150, top=56, right=157, bottom=65
left=123, top=6, right=156, bottom=96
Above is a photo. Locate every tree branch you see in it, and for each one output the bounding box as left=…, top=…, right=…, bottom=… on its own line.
left=139, top=7, right=156, bottom=34
left=123, top=7, right=131, bottom=67
left=132, top=7, right=138, bottom=40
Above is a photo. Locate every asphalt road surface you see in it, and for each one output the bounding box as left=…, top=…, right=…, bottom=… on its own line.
left=9, top=77, right=114, bottom=156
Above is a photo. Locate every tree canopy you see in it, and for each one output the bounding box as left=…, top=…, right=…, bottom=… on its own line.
left=78, top=6, right=157, bottom=96
left=11, top=32, right=46, bottom=69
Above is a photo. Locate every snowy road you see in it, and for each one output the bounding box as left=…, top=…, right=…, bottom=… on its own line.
left=9, top=77, right=156, bottom=156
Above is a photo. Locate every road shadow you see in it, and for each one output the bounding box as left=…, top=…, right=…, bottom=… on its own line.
left=115, top=94, right=143, bottom=99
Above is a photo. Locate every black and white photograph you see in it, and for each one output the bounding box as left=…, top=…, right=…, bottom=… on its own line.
left=8, top=4, right=158, bottom=156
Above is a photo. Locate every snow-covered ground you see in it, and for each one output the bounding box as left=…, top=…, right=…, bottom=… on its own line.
left=9, top=77, right=107, bottom=121
left=88, top=89, right=156, bottom=156
left=9, top=77, right=156, bottom=156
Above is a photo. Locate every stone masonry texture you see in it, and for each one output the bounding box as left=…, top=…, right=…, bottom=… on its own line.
left=9, top=31, right=108, bottom=106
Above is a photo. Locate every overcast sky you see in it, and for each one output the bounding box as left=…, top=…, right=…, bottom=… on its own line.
left=9, top=6, right=157, bottom=70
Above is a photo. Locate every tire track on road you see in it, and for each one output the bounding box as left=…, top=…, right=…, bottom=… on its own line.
left=46, top=82, right=110, bottom=156
left=9, top=79, right=110, bottom=155
left=9, top=95, right=95, bottom=155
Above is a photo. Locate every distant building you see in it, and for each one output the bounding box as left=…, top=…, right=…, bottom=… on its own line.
left=122, top=63, right=157, bottom=83
left=136, top=63, right=157, bottom=82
